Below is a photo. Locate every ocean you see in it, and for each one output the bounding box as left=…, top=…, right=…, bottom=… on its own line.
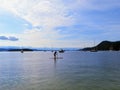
left=0, top=51, right=120, bottom=90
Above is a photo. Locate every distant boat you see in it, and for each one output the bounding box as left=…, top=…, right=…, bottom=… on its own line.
left=90, top=40, right=97, bottom=52
left=109, top=45, right=113, bottom=51
left=90, top=49, right=97, bottom=52
left=51, top=50, right=54, bottom=52
left=59, top=49, right=65, bottom=53
left=21, top=49, right=24, bottom=53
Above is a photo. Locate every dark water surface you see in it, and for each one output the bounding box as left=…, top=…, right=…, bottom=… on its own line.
left=0, top=51, right=120, bottom=90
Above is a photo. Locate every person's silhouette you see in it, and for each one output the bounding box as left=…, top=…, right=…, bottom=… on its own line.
left=54, top=51, right=57, bottom=59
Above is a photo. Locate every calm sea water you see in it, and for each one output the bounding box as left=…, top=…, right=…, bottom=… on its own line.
left=0, top=51, right=120, bottom=90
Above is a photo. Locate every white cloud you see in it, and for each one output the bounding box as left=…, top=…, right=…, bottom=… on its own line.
left=0, top=0, right=120, bottom=47
left=0, top=0, right=75, bottom=27
left=0, top=0, right=119, bottom=31
left=0, top=0, right=76, bottom=47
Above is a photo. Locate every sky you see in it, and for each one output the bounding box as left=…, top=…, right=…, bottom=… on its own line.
left=0, top=0, right=120, bottom=48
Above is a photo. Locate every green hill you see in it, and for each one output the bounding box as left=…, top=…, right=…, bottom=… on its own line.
left=82, top=41, right=120, bottom=51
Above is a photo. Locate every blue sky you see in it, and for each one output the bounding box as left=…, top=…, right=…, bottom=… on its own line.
left=0, top=0, right=120, bottom=48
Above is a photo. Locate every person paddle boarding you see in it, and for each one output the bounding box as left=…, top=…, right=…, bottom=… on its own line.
left=54, top=51, right=57, bottom=59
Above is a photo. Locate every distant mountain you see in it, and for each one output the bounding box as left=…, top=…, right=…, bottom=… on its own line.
left=0, top=46, right=79, bottom=51
left=8, top=48, right=33, bottom=51
left=82, top=41, right=120, bottom=51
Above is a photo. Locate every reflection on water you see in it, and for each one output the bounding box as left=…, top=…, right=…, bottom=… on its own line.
left=0, top=51, right=120, bottom=90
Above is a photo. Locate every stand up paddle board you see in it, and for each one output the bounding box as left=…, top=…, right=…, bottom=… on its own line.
left=50, top=57, right=63, bottom=59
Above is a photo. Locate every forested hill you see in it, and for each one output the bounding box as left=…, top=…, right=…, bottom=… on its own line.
left=82, top=41, right=120, bottom=51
